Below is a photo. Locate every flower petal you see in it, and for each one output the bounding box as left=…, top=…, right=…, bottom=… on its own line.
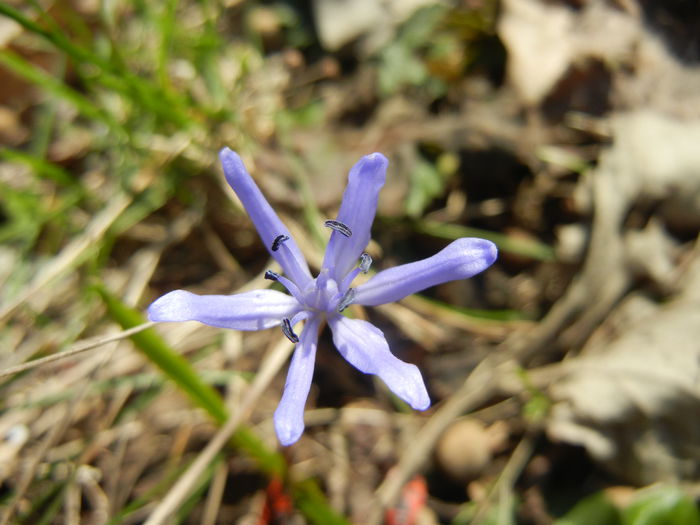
left=321, top=153, right=387, bottom=280
left=220, top=148, right=312, bottom=287
left=328, top=315, right=430, bottom=410
left=274, top=315, right=322, bottom=446
left=148, top=289, right=301, bottom=331
left=354, top=238, right=498, bottom=306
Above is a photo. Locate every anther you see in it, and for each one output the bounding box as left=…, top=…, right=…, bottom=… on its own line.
left=337, top=288, right=356, bottom=313
left=324, top=220, right=352, bottom=237
left=281, top=318, right=299, bottom=343
left=359, top=253, right=372, bottom=273
left=271, top=234, right=289, bottom=251
left=264, top=270, right=280, bottom=281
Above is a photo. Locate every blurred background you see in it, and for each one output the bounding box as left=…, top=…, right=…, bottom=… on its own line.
left=1, top=0, right=700, bottom=523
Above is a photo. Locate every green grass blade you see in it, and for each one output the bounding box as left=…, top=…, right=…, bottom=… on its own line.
left=97, top=284, right=286, bottom=475
left=0, top=4, right=194, bottom=129
left=17, top=477, right=68, bottom=525
left=96, top=285, right=350, bottom=524
left=0, top=148, right=83, bottom=190
left=412, top=295, right=529, bottom=322
left=415, top=220, right=556, bottom=261
left=293, top=479, right=353, bottom=524
left=103, top=456, right=193, bottom=525
left=96, top=285, right=228, bottom=423
left=0, top=50, right=126, bottom=138
left=155, top=0, right=179, bottom=92
left=0, top=3, right=99, bottom=68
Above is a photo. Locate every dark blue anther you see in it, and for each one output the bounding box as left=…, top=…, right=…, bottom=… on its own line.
left=265, top=270, right=280, bottom=281
left=324, top=220, right=352, bottom=237
left=271, top=234, right=289, bottom=251
left=281, top=318, right=299, bottom=343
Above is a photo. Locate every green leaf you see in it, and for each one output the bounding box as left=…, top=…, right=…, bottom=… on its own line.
left=375, top=4, right=449, bottom=97
left=622, top=486, right=700, bottom=525
left=555, top=492, right=621, bottom=525
left=397, top=4, right=448, bottom=49
left=452, top=497, right=518, bottom=525
left=406, top=158, right=447, bottom=217
left=378, top=43, right=428, bottom=96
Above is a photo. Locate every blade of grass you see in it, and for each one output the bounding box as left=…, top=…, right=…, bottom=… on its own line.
left=415, top=220, right=556, bottom=261
left=0, top=50, right=126, bottom=138
left=16, top=479, right=67, bottom=525
left=154, top=0, right=179, bottom=93
left=34, top=478, right=71, bottom=525
left=97, top=284, right=228, bottom=421
left=174, top=456, right=222, bottom=525
left=0, top=188, right=132, bottom=322
left=103, top=459, right=193, bottom=525
left=0, top=3, right=194, bottom=129
left=0, top=148, right=84, bottom=191
left=407, top=295, right=529, bottom=322
left=0, top=3, right=99, bottom=68
left=95, top=286, right=350, bottom=525
left=27, top=57, right=63, bottom=158
left=94, top=284, right=283, bottom=474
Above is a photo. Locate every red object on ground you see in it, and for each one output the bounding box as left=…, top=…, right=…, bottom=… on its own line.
left=385, top=475, right=428, bottom=525
left=257, top=477, right=294, bottom=525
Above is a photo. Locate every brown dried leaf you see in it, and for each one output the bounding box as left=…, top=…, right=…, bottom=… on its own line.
left=547, top=254, right=700, bottom=484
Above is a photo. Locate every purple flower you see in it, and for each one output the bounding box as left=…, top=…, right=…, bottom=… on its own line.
left=148, top=148, right=498, bottom=446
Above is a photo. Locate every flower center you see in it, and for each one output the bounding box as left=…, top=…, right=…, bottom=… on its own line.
left=302, top=269, right=342, bottom=312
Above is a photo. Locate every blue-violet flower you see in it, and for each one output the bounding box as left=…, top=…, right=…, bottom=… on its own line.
left=148, top=148, right=498, bottom=446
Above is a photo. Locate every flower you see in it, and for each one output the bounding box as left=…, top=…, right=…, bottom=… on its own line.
left=148, top=148, right=498, bottom=446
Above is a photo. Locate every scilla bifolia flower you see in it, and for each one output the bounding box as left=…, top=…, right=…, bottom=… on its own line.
left=148, top=149, right=497, bottom=445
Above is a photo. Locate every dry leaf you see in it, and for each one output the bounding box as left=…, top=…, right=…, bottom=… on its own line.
left=499, top=0, right=699, bottom=111
left=547, top=254, right=700, bottom=484
left=499, top=0, right=576, bottom=105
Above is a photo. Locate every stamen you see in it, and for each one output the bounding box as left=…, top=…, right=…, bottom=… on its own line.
left=271, top=234, right=289, bottom=252
left=337, top=288, right=356, bottom=313
left=324, top=220, right=352, bottom=237
left=281, top=318, right=299, bottom=343
left=359, top=253, right=372, bottom=273
left=267, top=271, right=304, bottom=303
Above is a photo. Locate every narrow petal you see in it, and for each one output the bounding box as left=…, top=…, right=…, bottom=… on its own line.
left=321, top=153, right=388, bottom=280
left=354, top=238, right=498, bottom=306
left=148, top=289, right=301, bottom=331
left=274, top=315, right=322, bottom=446
left=220, top=148, right=312, bottom=287
left=328, top=315, right=430, bottom=410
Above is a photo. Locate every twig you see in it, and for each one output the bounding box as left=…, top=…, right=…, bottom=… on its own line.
left=201, top=462, right=228, bottom=525
left=0, top=322, right=155, bottom=379
left=366, top=352, right=573, bottom=524
left=471, top=429, right=538, bottom=525
left=368, top=357, right=504, bottom=525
